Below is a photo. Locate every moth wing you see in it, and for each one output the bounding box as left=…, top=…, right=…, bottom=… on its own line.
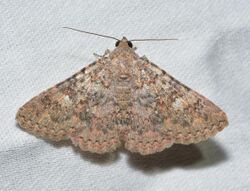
left=16, top=61, right=121, bottom=153
left=125, top=59, right=228, bottom=155
left=149, top=61, right=228, bottom=143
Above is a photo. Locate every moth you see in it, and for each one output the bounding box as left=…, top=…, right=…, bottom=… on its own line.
left=16, top=28, right=228, bottom=155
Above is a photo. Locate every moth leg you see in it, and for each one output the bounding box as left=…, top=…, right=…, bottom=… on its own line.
left=103, top=49, right=111, bottom=56
left=93, top=49, right=110, bottom=58
left=93, top=53, right=103, bottom=58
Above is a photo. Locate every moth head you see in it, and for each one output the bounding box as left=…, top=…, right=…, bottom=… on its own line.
left=115, top=37, right=133, bottom=48
left=62, top=27, right=178, bottom=49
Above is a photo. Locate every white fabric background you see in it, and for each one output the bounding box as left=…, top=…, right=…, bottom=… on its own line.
left=1, top=1, right=250, bottom=190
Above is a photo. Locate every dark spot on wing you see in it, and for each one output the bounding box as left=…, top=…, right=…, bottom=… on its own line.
left=150, top=62, right=160, bottom=69
left=161, top=70, right=167, bottom=75
left=81, top=68, right=86, bottom=73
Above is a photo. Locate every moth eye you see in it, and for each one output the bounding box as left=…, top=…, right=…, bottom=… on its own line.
left=128, top=41, right=133, bottom=48
left=115, top=40, right=120, bottom=47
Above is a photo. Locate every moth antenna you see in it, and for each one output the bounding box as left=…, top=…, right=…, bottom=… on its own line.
left=130, top=38, right=178, bottom=42
left=62, top=27, right=119, bottom=41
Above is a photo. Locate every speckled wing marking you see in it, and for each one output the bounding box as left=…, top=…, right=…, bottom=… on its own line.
left=127, top=58, right=228, bottom=151
left=122, top=57, right=228, bottom=155
left=16, top=61, right=121, bottom=154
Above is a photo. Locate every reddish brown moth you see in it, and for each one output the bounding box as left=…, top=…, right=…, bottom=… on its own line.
left=16, top=28, right=228, bottom=155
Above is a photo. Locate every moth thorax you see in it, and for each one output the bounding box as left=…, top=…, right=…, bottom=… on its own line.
left=117, top=73, right=131, bottom=82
